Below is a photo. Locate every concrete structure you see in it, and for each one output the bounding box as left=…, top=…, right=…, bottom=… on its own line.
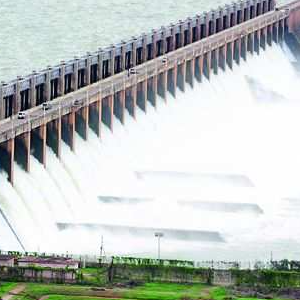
left=0, top=0, right=300, bottom=185
left=0, top=0, right=276, bottom=121
left=17, top=256, right=79, bottom=269
left=0, top=266, right=77, bottom=283
left=0, top=255, right=15, bottom=267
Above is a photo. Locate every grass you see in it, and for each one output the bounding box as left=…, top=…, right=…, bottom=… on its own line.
left=80, top=267, right=107, bottom=285
left=209, top=287, right=228, bottom=300
left=237, top=298, right=285, bottom=300
left=81, top=268, right=99, bottom=275
left=12, top=282, right=209, bottom=300
left=13, top=283, right=100, bottom=300
left=47, top=297, right=120, bottom=300
left=124, top=282, right=207, bottom=300
left=10, top=281, right=288, bottom=300
left=0, top=282, right=18, bottom=296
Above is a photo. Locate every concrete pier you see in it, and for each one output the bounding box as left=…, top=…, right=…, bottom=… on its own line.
left=89, top=100, right=102, bottom=137
left=167, top=66, right=177, bottom=97
left=62, top=112, right=75, bottom=152
left=0, top=0, right=299, bottom=184
left=102, top=96, right=113, bottom=131
left=114, top=91, right=125, bottom=124
left=75, top=105, right=89, bottom=140
left=147, top=77, right=157, bottom=108
left=137, top=81, right=147, bottom=112
left=31, top=125, right=47, bottom=167
left=47, top=118, right=61, bottom=159
left=0, top=139, right=15, bottom=184
left=125, top=88, right=136, bottom=118
left=15, top=131, right=30, bottom=172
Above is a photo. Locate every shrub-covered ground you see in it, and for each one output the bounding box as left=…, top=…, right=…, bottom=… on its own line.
left=4, top=281, right=288, bottom=300
left=11, top=282, right=207, bottom=300
left=4, top=265, right=298, bottom=300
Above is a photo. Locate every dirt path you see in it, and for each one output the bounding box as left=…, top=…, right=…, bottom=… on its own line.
left=200, top=286, right=212, bottom=298
left=36, top=290, right=124, bottom=300
left=1, top=284, right=25, bottom=300
left=38, top=293, right=129, bottom=300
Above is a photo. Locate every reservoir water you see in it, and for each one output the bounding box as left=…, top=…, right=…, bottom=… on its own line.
left=0, top=0, right=288, bottom=81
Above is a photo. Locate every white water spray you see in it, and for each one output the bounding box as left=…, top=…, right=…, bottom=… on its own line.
left=1, top=43, right=300, bottom=261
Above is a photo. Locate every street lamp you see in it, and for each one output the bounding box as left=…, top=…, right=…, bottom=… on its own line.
left=154, top=232, right=164, bottom=260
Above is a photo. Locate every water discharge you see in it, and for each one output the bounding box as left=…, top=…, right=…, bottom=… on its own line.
left=1, top=43, right=300, bottom=262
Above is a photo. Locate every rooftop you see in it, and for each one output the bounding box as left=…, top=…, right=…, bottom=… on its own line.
left=18, top=256, right=79, bottom=265
left=0, top=255, right=15, bottom=261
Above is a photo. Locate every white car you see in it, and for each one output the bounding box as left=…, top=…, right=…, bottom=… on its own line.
left=162, top=57, right=168, bottom=64
left=17, top=111, right=26, bottom=119
left=73, top=99, right=83, bottom=107
left=42, top=102, right=52, bottom=110
left=129, top=68, right=138, bottom=75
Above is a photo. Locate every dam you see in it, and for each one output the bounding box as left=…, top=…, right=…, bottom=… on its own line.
left=1, top=0, right=300, bottom=260
left=0, top=0, right=291, bottom=182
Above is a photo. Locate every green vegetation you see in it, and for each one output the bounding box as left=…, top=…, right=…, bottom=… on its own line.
left=2, top=281, right=291, bottom=300
left=47, top=297, right=116, bottom=300
left=232, top=269, right=300, bottom=288
left=4, top=264, right=300, bottom=300
left=237, top=298, right=287, bottom=300
left=124, top=282, right=207, bottom=300
left=12, top=282, right=213, bottom=300
left=111, top=263, right=212, bottom=284
left=13, top=283, right=95, bottom=299
left=0, top=281, right=18, bottom=296
left=2, top=255, right=300, bottom=300
left=80, top=267, right=107, bottom=285
left=209, top=287, right=228, bottom=300
left=112, top=256, right=195, bottom=268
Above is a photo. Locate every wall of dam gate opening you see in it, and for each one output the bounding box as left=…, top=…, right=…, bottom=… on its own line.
left=1, top=0, right=300, bottom=185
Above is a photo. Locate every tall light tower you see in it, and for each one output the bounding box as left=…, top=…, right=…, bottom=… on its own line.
left=99, top=235, right=105, bottom=266
left=154, top=232, right=164, bottom=260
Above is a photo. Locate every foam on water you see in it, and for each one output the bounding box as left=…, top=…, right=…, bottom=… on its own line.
left=1, top=43, right=300, bottom=261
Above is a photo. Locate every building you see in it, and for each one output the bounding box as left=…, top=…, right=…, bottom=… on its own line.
left=0, top=255, right=15, bottom=267
left=17, top=256, right=79, bottom=269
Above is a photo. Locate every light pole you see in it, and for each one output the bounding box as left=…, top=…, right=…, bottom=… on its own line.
left=99, top=235, right=105, bottom=267
left=154, top=232, right=164, bottom=260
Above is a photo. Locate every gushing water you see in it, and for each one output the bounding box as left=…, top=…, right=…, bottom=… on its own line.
left=1, top=43, right=300, bottom=261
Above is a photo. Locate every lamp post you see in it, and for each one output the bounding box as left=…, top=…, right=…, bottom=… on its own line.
left=154, top=232, right=164, bottom=260
left=99, top=235, right=105, bottom=267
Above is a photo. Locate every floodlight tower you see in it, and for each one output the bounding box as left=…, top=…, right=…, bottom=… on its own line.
left=154, top=232, right=164, bottom=260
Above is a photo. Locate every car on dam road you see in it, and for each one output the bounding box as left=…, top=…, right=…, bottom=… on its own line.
left=17, top=111, right=27, bottom=119
left=73, top=99, right=83, bottom=107
left=42, top=102, right=52, bottom=111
